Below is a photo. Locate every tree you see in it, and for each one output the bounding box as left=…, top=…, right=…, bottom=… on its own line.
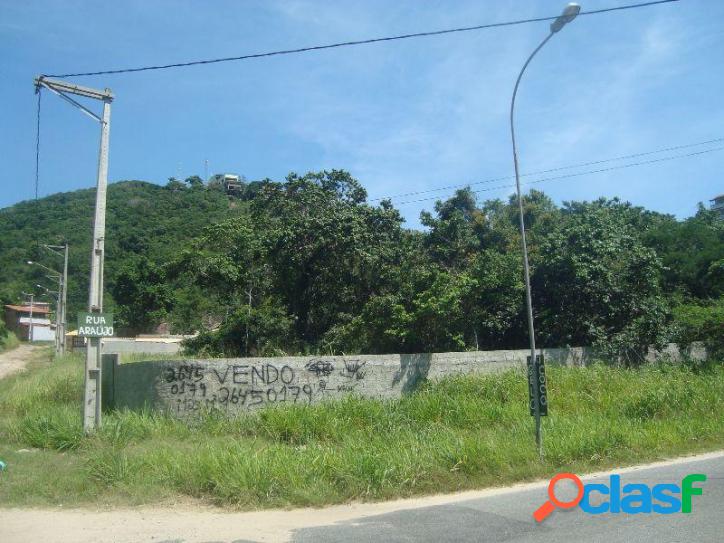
left=421, top=188, right=482, bottom=270
left=111, top=256, right=174, bottom=335
left=644, top=205, right=724, bottom=299
left=672, top=298, right=724, bottom=360
left=167, top=216, right=273, bottom=350
left=185, top=175, right=204, bottom=190
left=533, top=199, right=669, bottom=363
left=165, top=177, right=186, bottom=191
left=183, top=301, right=295, bottom=357
left=249, top=170, right=405, bottom=346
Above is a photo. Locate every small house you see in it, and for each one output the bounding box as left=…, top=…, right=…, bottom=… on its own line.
left=4, top=302, right=55, bottom=341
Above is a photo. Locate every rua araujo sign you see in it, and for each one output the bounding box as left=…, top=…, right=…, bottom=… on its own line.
left=77, top=312, right=114, bottom=337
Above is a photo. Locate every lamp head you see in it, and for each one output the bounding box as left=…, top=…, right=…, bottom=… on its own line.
left=551, top=3, right=580, bottom=33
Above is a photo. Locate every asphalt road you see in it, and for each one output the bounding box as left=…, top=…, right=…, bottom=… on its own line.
left=292, top=453, right=723, bottom=543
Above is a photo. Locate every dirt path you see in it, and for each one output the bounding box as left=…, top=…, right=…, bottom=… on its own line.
left=0, top=344, right=43, bottom=380
left=1, top=451, right=722, bottom=543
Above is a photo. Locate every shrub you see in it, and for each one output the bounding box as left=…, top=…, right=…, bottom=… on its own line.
left=673, top=298, right=724, bottom=360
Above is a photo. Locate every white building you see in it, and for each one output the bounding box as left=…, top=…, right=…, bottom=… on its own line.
left=4, top=302, right=55, bottom=342
left=209, top=173, right=244, bottom=194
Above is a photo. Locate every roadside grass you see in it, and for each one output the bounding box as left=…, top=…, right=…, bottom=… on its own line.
left=0, top=352, right=722, bottom=509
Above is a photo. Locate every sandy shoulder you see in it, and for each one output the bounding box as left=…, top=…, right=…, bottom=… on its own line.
left=0, top=344, right=41, bottom=380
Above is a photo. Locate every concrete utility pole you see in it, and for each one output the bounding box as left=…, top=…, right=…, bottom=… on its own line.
left=38, top=244, right=70, bottom=354
left=35, top=77, right=114, bottom=433
left=509, top=3, right=580, bottom=458
left=29, top=293, right=34, bottom=342
left=21, top=291, right=35, bottom=342
left=61, top=244, right=68, bottom=355
left=36, top=283, right=60, bottom=351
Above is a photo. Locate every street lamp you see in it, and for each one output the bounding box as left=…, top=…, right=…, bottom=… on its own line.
left=27, top=260, right=60, bottom=278
left=36, top=284, right=58, bottom=294
left=509, top=2, right=580, bottom=458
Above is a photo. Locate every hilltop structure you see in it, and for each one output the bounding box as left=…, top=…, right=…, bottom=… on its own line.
left=209, top=173, right=244, bottom=194
left=710, top=194, right=724, bottom=219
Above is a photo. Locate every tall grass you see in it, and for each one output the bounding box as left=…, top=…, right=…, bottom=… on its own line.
left=0, top=352, right=722, bottom=508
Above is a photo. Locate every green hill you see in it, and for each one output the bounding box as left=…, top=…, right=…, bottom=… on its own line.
left=1, top=172, right=720, bottom=359
left=0, top=180, right=244, bottom=323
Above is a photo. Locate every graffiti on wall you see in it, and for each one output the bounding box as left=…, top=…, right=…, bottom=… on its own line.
left=162, top=359, right=369, bottom=414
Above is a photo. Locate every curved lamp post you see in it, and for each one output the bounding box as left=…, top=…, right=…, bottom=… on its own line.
left=510, top=2, right=580, bottom=457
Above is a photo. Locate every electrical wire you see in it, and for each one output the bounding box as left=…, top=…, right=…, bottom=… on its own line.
left=370, top=137, right=724, bottom=202
left=43, top=0, right=679, bottom=78
left=391, top=145, right=724, bottom=206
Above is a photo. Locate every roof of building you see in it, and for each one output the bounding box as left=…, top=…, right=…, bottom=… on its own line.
left=5, top=304, right=51, bottom=314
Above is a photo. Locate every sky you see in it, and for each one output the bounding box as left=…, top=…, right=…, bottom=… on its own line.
left=1, top=0, right=722, bottom=229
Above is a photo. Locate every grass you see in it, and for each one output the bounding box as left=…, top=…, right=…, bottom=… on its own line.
left=0, top=351, right=722, bottom=509
left=0, top=331, right=19, bottom=353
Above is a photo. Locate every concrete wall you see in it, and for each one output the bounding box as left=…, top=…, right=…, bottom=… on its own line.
left=105, top=343, right=703, bottom=418
left=105, top=346, right=582, bottom=417
left=101, top=338, right=183, bottom=355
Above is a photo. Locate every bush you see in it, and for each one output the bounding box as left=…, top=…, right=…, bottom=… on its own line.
left=673, top=298, right=724, bottom=359
left=1, top=330, right=19, bottom=353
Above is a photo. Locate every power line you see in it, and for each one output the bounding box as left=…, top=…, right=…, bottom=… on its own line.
left=370, top=137, right=724, bottom=202
left=43, top=0, right=679, bottom=78
left=392, top=146, right=724, bottom=206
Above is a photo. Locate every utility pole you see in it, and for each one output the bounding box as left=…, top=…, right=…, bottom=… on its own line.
left=39, top=243, right=69, bottom=355
left=35, top=77, right=114, bottom=433
left=55, top=283, right=61, bottom=353
left=27, top=256, right=62, bottom=348
left=29, top=293, right=34, bottom=342
left=36, top=283, right=60, bottom=352
left=53, top=285, right=60, bottom=352
left=61, top=243, right=68, bottom=355
left=22, top=292, right=35, bottom=342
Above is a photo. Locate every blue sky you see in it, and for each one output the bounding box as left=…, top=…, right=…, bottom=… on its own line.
left=1, top=0, right=722, bottom=228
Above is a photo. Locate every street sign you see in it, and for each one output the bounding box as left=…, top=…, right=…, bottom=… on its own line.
left=77, top=312, right=114, bottom=338
left=527, top=353, right=548, bottom=416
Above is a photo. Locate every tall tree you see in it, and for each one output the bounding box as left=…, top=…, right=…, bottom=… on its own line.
left=533, top=198, right=669, bottom=363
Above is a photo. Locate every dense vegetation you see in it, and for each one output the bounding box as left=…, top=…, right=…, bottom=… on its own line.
left=0, top=179, right=244, bottom=325
left=0, top=350, right=721, bottom=507
left=0, top=171, right=721, bottom=359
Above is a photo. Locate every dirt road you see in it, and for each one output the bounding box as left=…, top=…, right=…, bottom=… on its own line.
left=0, top=344, right=42, bottom=380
